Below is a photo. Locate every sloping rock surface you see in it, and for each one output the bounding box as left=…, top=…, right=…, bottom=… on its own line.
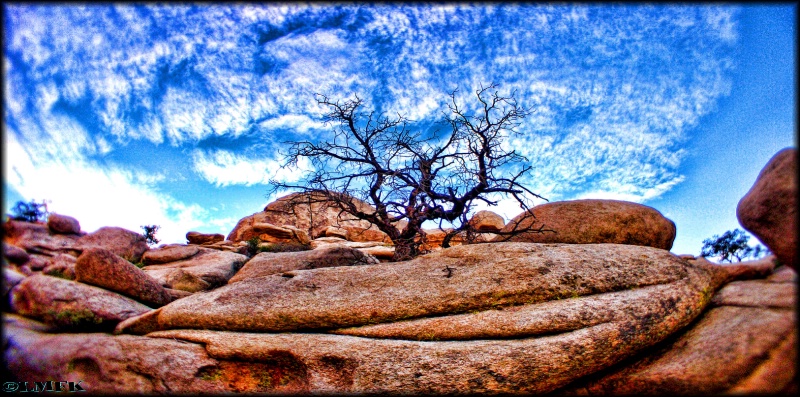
left=228, top=246, right=378, bottom=283
left=76, top=248, right=173, bottom=307
left=554, top=265, right=797, bottom=395
left=119, top=243, right=723, bottom=335
left=737, top=147, right=797, bottom=269
left=495, top=199, right=676, bottom=250
left=10, top=274, right=152, bottom=331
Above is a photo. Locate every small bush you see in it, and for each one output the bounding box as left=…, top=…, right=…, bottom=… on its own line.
left=246, top=236, right=261, bottom=257
left=141, top=225, right=160, bottom=246
left=9, top=199, right=49, bottom=222
left=259, top=242, right=312, bottom=253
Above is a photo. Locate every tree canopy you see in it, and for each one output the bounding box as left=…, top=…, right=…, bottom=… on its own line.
left=269, top=83, right=547, bottom=261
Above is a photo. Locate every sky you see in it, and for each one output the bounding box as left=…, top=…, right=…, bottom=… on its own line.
left=2, top=4, right=796, bottom=256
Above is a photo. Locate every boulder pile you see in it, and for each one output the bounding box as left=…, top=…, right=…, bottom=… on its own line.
left=3, top=148, right=796, bottom=394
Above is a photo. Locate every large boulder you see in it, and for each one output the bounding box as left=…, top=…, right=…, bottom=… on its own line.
left=227, top=192, right=392, bottom=243
left=142, top=245, right=200, bottom=265
left=555, top=264, right=796, bottom=395
left=468, top=210, right=505, bottom=232
left=141, top=248, right=248, bottom=292
left=494, top=200, right=676, bottom=250
left=10, top=274, right=152, bottom=331
left=185, top=231, right=225, bottom=245
left=75, top=248, right=173, bottom=307
left=737, top=147, right=797, bottom=269
left=228, top=246, right=379, bottom=283
left=47, top=213, right=81, bottom=235
left=117, top=242, right=756, bottom=336
left=3, top=242, right=30, bottom=264
left=73, top=226, right=149, bottom=263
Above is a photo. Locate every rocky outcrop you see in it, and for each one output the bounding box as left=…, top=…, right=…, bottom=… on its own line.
left=42, top=253, right=77, bottom=280
left=185, top=231, right=224, bottom=245
left=75, top=248, right=173, bottom=307
left=3, top=220, right=81, bottom=257
left=495, top=199, right=676, bottom=250
left=10, top=274, right=152, bottom=331
left=4, top=318, right=226, bottom=394
left=141, top=248, right=247, bottom=292
left=737, top=147, right=797, bottom=269
left=554, top=264, right=796, bottom=395
left=47, top=213, right=81, bottom=235
left=228, top=246, right=379, bottom=283
left=227, top=192, right=392, bottom=243
left=73, top=226, right=149, bottom=263
left=118, top=243, right=741, bottom=336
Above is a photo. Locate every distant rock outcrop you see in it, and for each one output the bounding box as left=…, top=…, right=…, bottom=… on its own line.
left=494, top=199, right=676, bottom=250
left=185, top=231, right=225, bottom=245
left=737, top=147, right=797, bottom=269
left=74, top=226, right=149, bottom=263
left=227, top=192, right=393, bottom=244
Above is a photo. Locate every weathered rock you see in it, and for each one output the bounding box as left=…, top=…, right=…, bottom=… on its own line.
left=25, top=254, right=50, bottom=270
left=141, top=248, right=247, bottom=292
left=118, top=243, right=751, bottom=336
left=228, top=246, right=379, bottom=283
left=227, top=192, right=393, bottom=243
left=75, top=248, right=173, bottom=307
left=185, top=231, right=225, bottom=245
left=164, top=287, right=194, bottom=301
left=3, top=219, right=81, bottom=256
left=74, top=226, right=149, bottom=263
left=164, top=269, right=211, bottom=292
left=3, top=242, right=30, bottom=264
left=469, top=210, right=505, bottom=232
left=495, top=199, right=676, bottom=250
left=3, top=322, right=228, bottom=394
left=555, top=266, right=797, bottom=395
left=737, top=147, right=797, bottom=269
left=309, top=237, right=394, bottom=259
left=42, top=253, right=77, bottom=280
left=3, top=266, right=27, bottom=297
left=47, top=213, right=81, bottom=234
left=324, top=226, right=350, bottom=240
left=10, top=274, right=152, bottom=331
left=4, top=312, right=57, bottom=333
left=142, top=244, right=199, bottom=265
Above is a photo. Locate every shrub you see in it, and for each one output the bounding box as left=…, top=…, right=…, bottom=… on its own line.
left=141, top=225, right=160, bottom=246
left=9, top=199, right=49, bottom=222
left=246, top=236, right=261, bottom=257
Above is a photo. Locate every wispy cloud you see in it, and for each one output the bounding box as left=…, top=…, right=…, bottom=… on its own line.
left=4, top=4, right=741, bottom=239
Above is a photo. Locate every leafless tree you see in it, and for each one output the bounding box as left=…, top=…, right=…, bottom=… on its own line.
left=269, top=83, right=549, bottom=261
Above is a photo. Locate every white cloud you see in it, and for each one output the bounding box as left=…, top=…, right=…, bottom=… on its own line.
left=191, top=149, right=312, bottom=187
left=3, top=129, right=211, bottom=245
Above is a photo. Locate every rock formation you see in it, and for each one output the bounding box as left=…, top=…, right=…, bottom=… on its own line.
left=737, top=147, right=797, bottom=269
left=495, top=199, right=676, bottom=250
left=3, top=172, right=796, bottom=394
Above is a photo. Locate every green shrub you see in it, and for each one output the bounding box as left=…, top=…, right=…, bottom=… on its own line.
left=701, top=229, right=769, bottom=263
left=259, top=242, right=312, bottom=253
left=246, top=236, right=261, bottom=257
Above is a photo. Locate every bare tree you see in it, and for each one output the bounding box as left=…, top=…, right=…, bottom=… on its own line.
left=269, top=83, right=549, bottom=261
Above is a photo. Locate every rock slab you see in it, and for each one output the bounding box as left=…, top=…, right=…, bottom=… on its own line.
left=737, top=147, right=797, bottom=269
left=76, top=248, right=173, bottom=307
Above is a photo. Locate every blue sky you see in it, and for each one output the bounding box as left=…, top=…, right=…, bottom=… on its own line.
left=3, top=4, right=796, bottom=256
